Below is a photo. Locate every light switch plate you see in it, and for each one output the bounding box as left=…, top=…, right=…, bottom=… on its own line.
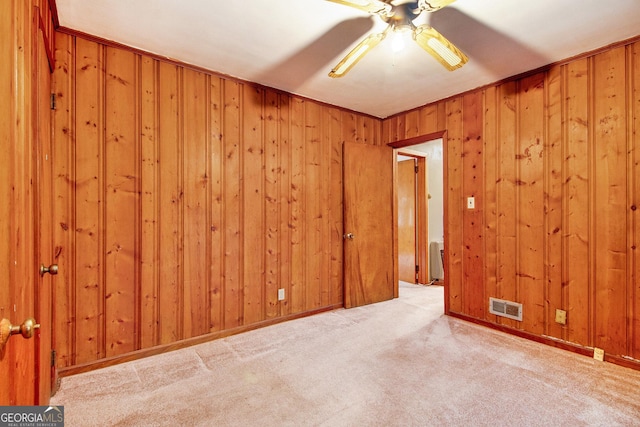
left=278, top=288, right=285, bottom=301
left=467, top=197, right=475, bottom=209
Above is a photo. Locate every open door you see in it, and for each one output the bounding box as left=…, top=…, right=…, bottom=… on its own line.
left=343, top=142, right=395, bottom=308
left=397, top=158, right=417, bottom=283
left=0, top=4, right=53, bottom=405
left=35, top=19, right=55, bottom=403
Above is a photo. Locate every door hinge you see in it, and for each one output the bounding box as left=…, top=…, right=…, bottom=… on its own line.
left=51, top=349, right=56, bottom=367
left=50, top=93, right=56, bottom=110
left=414, top=164, right=419, bottom=173
left=415, top=265, right=419, bottom=273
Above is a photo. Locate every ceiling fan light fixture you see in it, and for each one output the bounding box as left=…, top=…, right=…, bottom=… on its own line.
left=413, top=25, right=468, bottom=71
left=327, top=0, right=467, bottom=76
left=427, top=38, right=461, bottom=66
left=332, top=45, right=371, bottom=75
left=417, top=0, right=457, bottom=12
left=329, top=32, right=386, bottom=77
left=327, top=0, right=392, bottom=16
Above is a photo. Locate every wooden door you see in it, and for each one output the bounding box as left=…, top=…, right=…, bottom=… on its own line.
left=343, top=142, right=395, bottom=308
left=398, top=159, right=417, bottom=283
left=0, top=3, right=52, bottom=404
left=35, top=21, right=53, bottom=403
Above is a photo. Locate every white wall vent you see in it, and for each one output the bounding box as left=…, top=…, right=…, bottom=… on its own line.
left=489, top=297, right=523, bottom=322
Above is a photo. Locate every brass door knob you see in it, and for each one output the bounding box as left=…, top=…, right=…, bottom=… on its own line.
left=343, top=233, right=355, bottom=240
left=0, top=317, right=40, bottom=350
left=40, top=263, right=58, bottom=276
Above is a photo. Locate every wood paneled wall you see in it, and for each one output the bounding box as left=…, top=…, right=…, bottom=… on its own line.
left=383, top=39, right=640, bottom=362
left=52, top=32, right=381, bottom=369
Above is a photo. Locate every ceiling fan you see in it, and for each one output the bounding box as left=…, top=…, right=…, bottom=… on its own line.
left=327, top=0, right=468, bottom=77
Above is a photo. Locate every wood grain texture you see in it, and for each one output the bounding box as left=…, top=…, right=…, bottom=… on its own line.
left=398, top=159, right=417, bottom=283
left=0, top=0, right=55, bottom=404
left=461, top=91, right=484, bottom=318
left=386, top=39, right=640, bottom=362
left=593, top=47, right=628, bottom=356
left=631, top=42, right=640, bottom=360
left=343, top=143, right=394, bottom=307
left=52, top=33, right=380, bottom=370
left=48, top=28, right=640, bottom=371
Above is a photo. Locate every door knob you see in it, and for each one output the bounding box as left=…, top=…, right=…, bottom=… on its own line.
left=343, top=233, right=355, bottom=240
left=0, top=318, right=40, bottom=350
left=40, top=263, right=58, bottom=276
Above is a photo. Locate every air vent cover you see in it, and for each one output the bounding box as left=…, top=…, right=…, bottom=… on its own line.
left=489, top=297, right=523, bottom=321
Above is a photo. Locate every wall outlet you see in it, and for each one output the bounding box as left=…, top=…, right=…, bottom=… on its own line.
left=555, top=309, right=567, bottom=325
left=467, top=197, right=475, bottom=209
left=278, top=288, right=285, bottom=301
left=593, top=347, right=604, bottom=361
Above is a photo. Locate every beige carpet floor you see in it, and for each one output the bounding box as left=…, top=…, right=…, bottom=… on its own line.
left=52, top=283, right=640, bottom=426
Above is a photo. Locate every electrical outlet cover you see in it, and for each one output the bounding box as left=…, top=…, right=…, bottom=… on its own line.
left=593, top=347, right=604, bottom=361
left=555, top=309, right=567, bottom=325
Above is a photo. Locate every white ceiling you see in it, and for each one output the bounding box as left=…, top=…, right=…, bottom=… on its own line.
left=55, top=0, right=640, bottom=118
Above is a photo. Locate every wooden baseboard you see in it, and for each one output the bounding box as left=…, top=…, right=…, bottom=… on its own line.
left=447, top=311, right=640, bottom=371
left=58, top=304, right=343, bottom=378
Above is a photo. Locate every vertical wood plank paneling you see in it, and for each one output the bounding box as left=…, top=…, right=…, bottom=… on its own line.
left=290, top=98, right=305, bottom=313
left=279, top=96, right=292, bottom=316
left=342, top=111, right=357, bottom=143
left=395, top=113, right=407, bottom=141
left=329, top=108, right=343, bottom=306
left=264, top=90, right=280, bottom=318
left=139, top=56, right=159, bottom=348
left=52, top=32, right=75, bottom=367
left=517, top=74, right=545, bottom=335
left=104, top=46, right=138, bottom=357
left=565, top=58, right=591, bottom=346
left=320, top=107, right=334, bottom=306
left=209, top=76, right=224, bottom=331
left=445, top=97, right=463, bottom=313
left=483, top=87, right=498, bottom=316
left=182, top=69, right=209, bottom=338
left=52, top=32, right=640, bottom=371
left=593, top=47, right=628, bottom=355
left=382, top=39, right=640, bottom=363
left=243, top=86, right=265, bottom=324
left=382, top=116, right=397, bottom=145
left=496, top=82, right=518, bottom=328
left=461, top=92, right=485, bottom=318
left=74, top=38, right=104, bottom=363
left=223, top=79, right=242, bottom=328
left=405, top=110, right=419, bottom=138
left=631, top=41, right=640, bottom=360
left=53, top=34, right=381, bottom=371
left=418, top=104, right=439, bottom=134
left=305, top=101, right=322, bottom=310
left=157, top=62, right=182, bottom=344
left=545, top=65, right=564, bottom=339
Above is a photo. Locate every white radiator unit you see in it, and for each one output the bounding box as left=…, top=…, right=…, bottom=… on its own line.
left=489, top=297, right=523, bottom=322
left=429, top=241, right=444, bottom=281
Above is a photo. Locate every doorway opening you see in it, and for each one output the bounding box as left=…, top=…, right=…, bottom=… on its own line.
left=392, top=133, right=445, bottom=289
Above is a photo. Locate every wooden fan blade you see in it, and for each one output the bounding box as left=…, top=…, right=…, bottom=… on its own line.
left=417, top=0, right=457, bottom=12
left=329, top=32, right=387, bottom=78
left=326, top=0, right=392, bottom=16
left=413, top=25, right=468, bottom=71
